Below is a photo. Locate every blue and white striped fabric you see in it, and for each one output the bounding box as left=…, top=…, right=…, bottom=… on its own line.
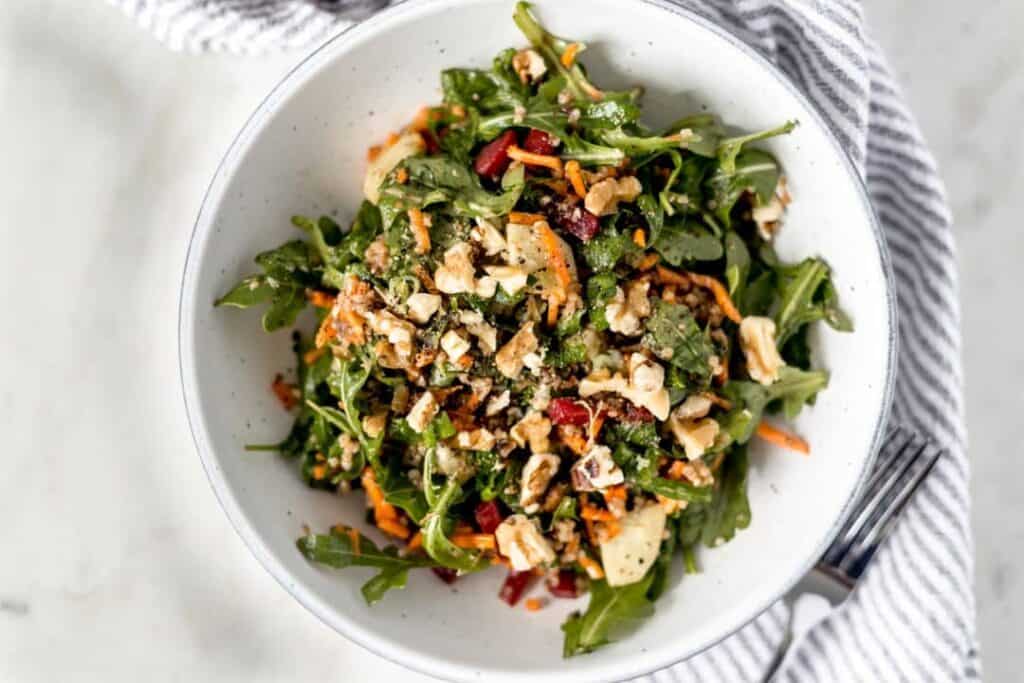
left=112, top=0, right=978, bottom=679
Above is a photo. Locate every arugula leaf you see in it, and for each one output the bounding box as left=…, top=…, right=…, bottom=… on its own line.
left=651, top=218, right=723, bottom=266
left=562, top=576, right=656, bottom=657
left=663, top=113, right=724, bottom=157
left=633, top=473, right=714, bottom=504
left=724, top=231, right=751, bottom=303
left=360, top=566, right=409, bottom=606
left=700, top=446, right=751, bottom=546
left=721, top=367, right=829, bottom=443
left=383, top=475, right=430, bottom=524
left=441, top=51, right=529, bottom=113
left=582, top=224, right=635, bottom=272
left=717, top=120, right=797, bottom=174
left=706, top=148, right=782, bottom=228
left=297, top=528, right=435, bottom=605
left=513, top=2, right=604, bottom=102
left=215, top=240, right=316, bottom=332
left=642, top=300, right=715, bottom=388
left=381, top=156, right=525, bottom=221
left=773, top=258, right=852, bottom=346
left=422, top=474, right=490, bottom=573
left=599, top=127, right=689, bottom=157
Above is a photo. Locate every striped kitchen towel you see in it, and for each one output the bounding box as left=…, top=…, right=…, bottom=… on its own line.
left=113, top=0, right=978, bottom=679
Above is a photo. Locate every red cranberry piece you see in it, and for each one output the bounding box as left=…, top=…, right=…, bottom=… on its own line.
left=548, top=398, right=591, bottom=426
left=622, top=405, right=655, bottom=423
left=474, top=500, right=504, bottom=534
left=498, top=570, right=535, bottom=606
left=473, top=129, right=519, bottom=180
left=522, top=128, right=559, bottom=155
left=546, top=570, right=582, bottom=599
left=547, top=201, right=601, bottom=242
left=432, top=567, right=458, bottom=585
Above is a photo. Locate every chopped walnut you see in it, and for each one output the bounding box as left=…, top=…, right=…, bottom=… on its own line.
left=540, top=482, right=568, bottom=513
left=471, top=217, right=507, bottom=255
left=668, top=416, right=720, bottom=460
left=363, top=236, right=390, bottom=274
left=406, top=292, right=441, bottom=324
left=511, top=48, right=547, bottom=84
left=364, top=309, right=417, bottom=361
left=679, top=460, right=714, bottom=487
left=578, top=353, right=670, bottom=420
left=434, top=242, right=477, bottom=295
left=510, top=410, right=552, bottom=454
left=495, top=514, right=556, bottom=571
left=440, top=330, right=472, bottom=364
left=584, top=176, right=643, bottom=216
left=483, top=265, right=529, bottom=296
left=520, top=453, right=561, bottom=514
left=605, top=279, right=651, bottom=336
left=435, top=444, right=472, bottom=479
left=361, top=412, right=388, bottom=439
left=739, top=316, right=785, bottom=385
left=495, top=321, right=539, bottom=379
left=673, top=394, right=712, bottom=420
left=455, top=428, right=497, bottom=452
left=752, top=177, right=792, bottom=241
left=406, top=391, right=439, bottom=434
left=570, top=444, right=624, bottom=492
left=485, top=389, right=511, bottom=417
left=459, top=311, right=498, bottom=355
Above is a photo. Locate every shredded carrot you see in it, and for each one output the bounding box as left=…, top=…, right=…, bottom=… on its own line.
left=666, top=460, right=687, bottom=480
left=407, top=531, right=423, bottom=551
left=507, top=145, right=564, bottom=176
left=361, top=468, right=387, bottom=508
left=536, top=221, right=573, bottom=292
left=306, top=289, right=335, bottom=309
left=578, top=554, right=605, bottom=580
left=546, top=294, right=561, bottom=327
left=581, top=82, right=605, bottom=101
left=686, top=272, right=743, bottom=324
left=561, top=42, right=582, bottom=68
left=367, top=145, right=383, bottom=162
left=632, top=228, right=647, bottom=248
left=451, top=534, right=497, bottom=550
left=449, top=104, right=467, bottom=119
left=603, top=484, right=627, bottom=502
left=316, top=452, right=327, bottom=462
left=311, top=464, right=327, bottom=480
left=302, top=347, right=326, bottom=367
left=377, top=518, right=411, bottom=540
left=508, top=211, right=547, bottom=225
left=395, top=167, right=409, bottom=184
left=315, top=312, right=337, bottom=349
left=525, top=597, right=545, bottom=612
left=604, top=519, right=621, bottom=540
left=534, top=178, right=570, bottom=195
left=655, top=264, right=690, bottom=287
left=407, top=208, right=432, bottom=255
left=583, top=517, right=597, bottom=546
left=385, top=131, right=401, bottom=147
left=455, top=520, right=474, bottom=535
left=580, top=503, right=616, bottom=523
left=491, top=555, right=512, bottom=568
left=565, top=160, right=587, bottom=197
left=636, top=252, right=661, bottom=271
left=347, top=528, right=362, bottom=556
left=561, top=430, right=589, bottom=455
left=410, top=106, right=431, bottom=132
left=757, top=421, right=810, bottom=455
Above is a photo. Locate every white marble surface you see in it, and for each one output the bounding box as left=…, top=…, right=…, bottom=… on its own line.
left=0, top=1, right=1019, bottom=680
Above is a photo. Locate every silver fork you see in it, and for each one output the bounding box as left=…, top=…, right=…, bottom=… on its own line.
left=763, top=425, right=944, bottom=680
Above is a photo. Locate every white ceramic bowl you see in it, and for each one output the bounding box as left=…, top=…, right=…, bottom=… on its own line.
left=179, top=1, right=896, bottom=680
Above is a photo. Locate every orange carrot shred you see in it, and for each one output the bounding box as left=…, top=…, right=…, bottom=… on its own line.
left=578, top=554, right=605, bottom=580
left=756, top=421, right=810, bottom=455
left=385, top=131, right=401, bottom=146
left=565, top=160, right=587, bottom=197
left=347, top=528, right=362, bottom=556
left=367, top=145, right=383, bottom=162
left=636, top=252, right=661, bottom=271
left=302, top=347, right=326, bottom=366
left=306, top=289, right=336, bottom=309
left=507, top=145, right=564, bottom=176
left=450, top=534, right=496, bottom=550
left=508, top=211, right=547, bottom=225
left=536, top=221, right=573, bottom=292
left=395, top=167, right=409, bottom=184
left=686, top=272, right=743, bottom=323
left=632, top=228, right=647, bottom=248
left=407, top=208, right=431, bottom=255
left=271, top=374, right=299, bottom=410
left=561, top=42, right=582, bottom=68
left=525, top=598, right=545, bottom=612
left=377, top=518, right=411, bottom=540
left=589, top=412, right=606, bottom=441
left=546, top=294, right=561, bottom=327
left=407, top=531, right=423, bottom=551
left=311, top=464, right=327, bottom=480
left=560, top=430, right=588, bottom=456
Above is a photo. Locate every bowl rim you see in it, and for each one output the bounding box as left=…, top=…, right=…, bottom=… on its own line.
left=178, top=0, right=897, bottom=680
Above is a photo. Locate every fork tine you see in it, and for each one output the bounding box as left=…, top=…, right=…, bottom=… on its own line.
left=821, top=427, right=917, bottom=567
left=838, top=441, right=942, bottom=578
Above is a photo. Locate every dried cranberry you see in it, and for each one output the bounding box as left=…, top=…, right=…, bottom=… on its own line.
left=622, top=405, right=655, bottom=423
left=522, top=128, right=558, bottom=155
left=432, top=567, right=459, bottom=585
left=473, top=129, right=518, bottom=180
left=421, top=129, right=441, bottom=155
left=474, top=500, right=504, bottom=534
left=546, top=570, right=582, bottom=599
left=498, top=570, right=535, bottom=606
left=547, top=201, right=601, bottom=242
left=548, top=398, right=591, bottom=426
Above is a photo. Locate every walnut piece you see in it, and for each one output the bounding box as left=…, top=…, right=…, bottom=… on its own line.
left=584, top=176, right=643, bottom=216
left=495, top=321, right=539, bottom=379
left=511, top=48, right=548, bottom=84
left=510, top=410, right=552, bottom=454
left=405, top=292, right=441, bottom=324
left=495, top=515, right=556, bottom=571
left=519, top=453, right=561, bottom=514
left=668, top=415, right=720, bottom=460
left=739, top=316, right=785, bottom=385
left=570, top=445, right=624, bottom=492
left=604, top=279, right=651, bottom=336
left=406, top=391, right=439, bottom=434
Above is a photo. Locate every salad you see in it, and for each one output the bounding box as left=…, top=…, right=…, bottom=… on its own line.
left=216, top=2, right=850, bottom=657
